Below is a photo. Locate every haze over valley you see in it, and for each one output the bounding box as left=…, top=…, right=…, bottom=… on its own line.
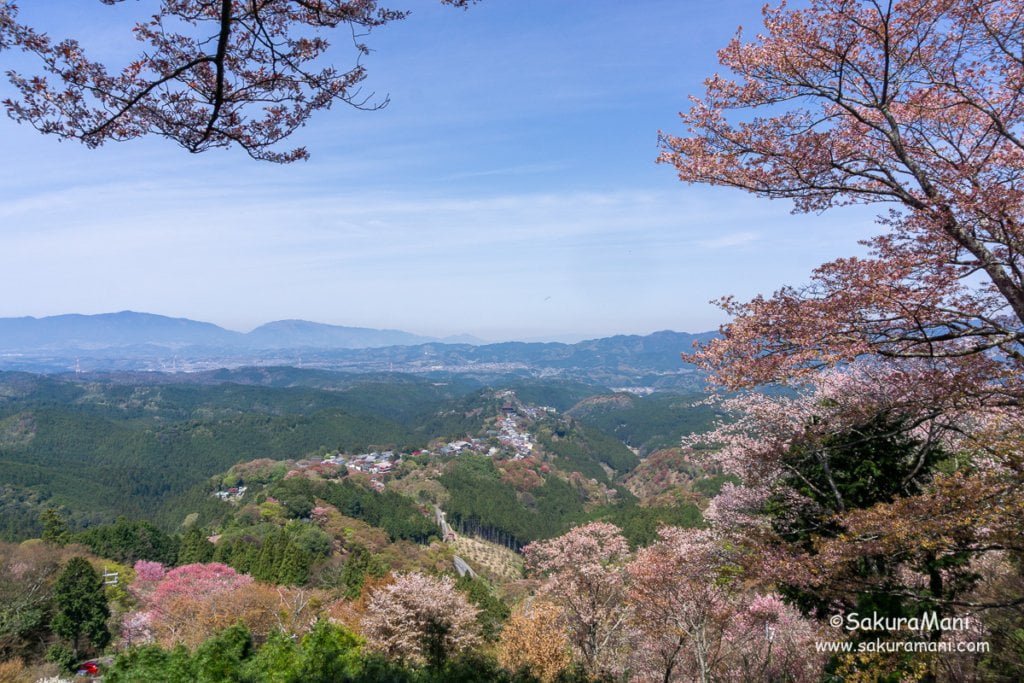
left=0, top=311, right=713, bottom=390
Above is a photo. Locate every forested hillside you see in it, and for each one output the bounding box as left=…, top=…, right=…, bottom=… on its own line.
left=567, top=392, right=720, bottom=455
left=0, top=373, right=445, bottom=538
left=0, top=372, right=715, bottom=542
left=0, top=370, right=721, bottom=681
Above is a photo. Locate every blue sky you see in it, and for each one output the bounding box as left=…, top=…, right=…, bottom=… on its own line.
left=0, top=0, right=876, bottom=342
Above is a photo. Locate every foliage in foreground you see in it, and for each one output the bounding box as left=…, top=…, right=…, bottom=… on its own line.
left=106, top=620, right=587, bottom=683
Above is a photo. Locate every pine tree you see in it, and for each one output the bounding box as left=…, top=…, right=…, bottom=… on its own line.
left=339, top=544, right=387, bottom=599
left=235, top=541, right=258, bottom=575
left=51, top=557, right=110, bottom=659
left=177, top=526, right=214, bottom=565
left=253, top=535, right=279, bottom=582
left=40, top=507, right=70, bottom=546
left=276, top=542, right=311, bottom=586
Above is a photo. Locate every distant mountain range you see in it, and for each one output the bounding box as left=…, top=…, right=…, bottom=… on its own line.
left=0, top=311, right=474, bottom=351
left=0, top=312, right=716, bottom=389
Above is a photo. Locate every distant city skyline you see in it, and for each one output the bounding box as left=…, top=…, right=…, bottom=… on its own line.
left=0, top=1, right=878, bottom=342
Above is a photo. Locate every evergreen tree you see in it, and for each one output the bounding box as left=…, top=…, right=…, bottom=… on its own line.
left=339, top=544, right=382, bottom=599
left=177, top=526, right=215, bottom=565
left=295, top=620, right=362, bottom=682
left=236, top=541, right=258, bottom=575
left=105, top=644, right=197, bottom=683
left=276, top=541, right=311, bottom=586
left=241, top=630, right=301, bottom=682
left=74, top=517, right=178, bottom=565
left=40, top=507, right=70, bottom=546
left=51, top=557, right=110, bottom=659
left=455, top=575, right=510, bottom=642
left=254, top=532, right=283, bottom=582
left=192, top=624, right=252, bottom=681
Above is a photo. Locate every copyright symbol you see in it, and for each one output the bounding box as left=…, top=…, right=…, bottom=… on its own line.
left=829, top=614, right=844, bottom=628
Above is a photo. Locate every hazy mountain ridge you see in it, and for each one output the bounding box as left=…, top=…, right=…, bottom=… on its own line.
left=0, top=312, right=716, bottom=389
left=245, top=319, right=436, bottom=349
left=0, top=311, right=480, bottom=352
left=0, top=311, right=240, bottom=349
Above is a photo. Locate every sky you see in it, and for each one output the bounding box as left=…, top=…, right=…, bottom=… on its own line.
left=0, top=0, right=879, bottom=342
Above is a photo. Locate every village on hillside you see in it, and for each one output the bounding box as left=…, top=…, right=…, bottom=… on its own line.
left=211, top=391, right=558, bottom=498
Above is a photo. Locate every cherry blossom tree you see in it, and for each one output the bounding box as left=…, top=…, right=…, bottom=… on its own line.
left=129, top=562, right=252, bottom=647
left=620, top=526, right=827, bottom=683
left=118, top=611, right=152, bottom=648
left=148, top=562, right=252, bottom=605
left=125, top=562, right=328, bottom=649
left=522, top=522, right=632, bottom=678
left=361, top=571, right=480, bottom=668
left=720, top=594, right=826, bottom=683
left=691, top=362, right=999, bottom=608
left=685, top=362, right=1024, bottom=683
left=132, top=560, right=166, bottom=586
left=693, top=363, right=977, bottom=518
left=659, top=3, right=1024, bottom=676
left=660, top=0, right=1024, bottom=393
left=626, top=527, right=740, bottom=683
left=497, top=599, right=572, bottom=683
left=1, top=0, right=474, bottom=162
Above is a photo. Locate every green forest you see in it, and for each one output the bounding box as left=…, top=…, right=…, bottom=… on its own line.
left=0, top=370, right=722, bottom=681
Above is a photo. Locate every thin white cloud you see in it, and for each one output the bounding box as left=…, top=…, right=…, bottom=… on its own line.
left=0, top=1, right=884, bottom=339
left=697, top=231, right=760, bottom=249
